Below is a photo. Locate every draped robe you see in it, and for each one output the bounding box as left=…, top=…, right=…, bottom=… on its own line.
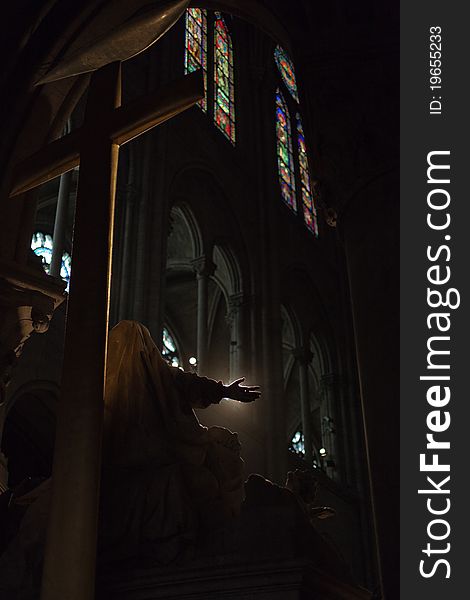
left=98, top=320, right=245, bottom=563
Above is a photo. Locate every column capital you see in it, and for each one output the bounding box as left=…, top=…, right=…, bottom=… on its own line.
left=292, top=346, right=313, bottom=365
left=228, top=291, right=244, bottom=309
left=191, top=256, right=216, bottom=278
left=225, top=293, right=244, bottom=327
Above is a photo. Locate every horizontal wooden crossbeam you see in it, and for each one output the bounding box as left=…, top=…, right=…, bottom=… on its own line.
left=9, top=69, right=204, bottom=197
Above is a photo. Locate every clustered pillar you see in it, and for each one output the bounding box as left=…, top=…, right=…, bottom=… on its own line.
left=49, top=170, right=73, bottom=278
left=192, top=256, right=216, bottom=376
left=227, top=292, right=244, bottom=381
left=320, top=373, right=340, bottom=479
left=293, top=346, right=314, bottom=465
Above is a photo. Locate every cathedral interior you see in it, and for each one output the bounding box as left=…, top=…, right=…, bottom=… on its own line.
left=0, top=1, right=399, bottom=598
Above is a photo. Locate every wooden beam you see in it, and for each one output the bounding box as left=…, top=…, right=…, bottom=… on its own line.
left=40, top=60, right=121, bottom=600
left=9, top=70, right=204, bottom=197
left=9, top=131, right=80, bottom=198
left=111, top=69, right=204, bottom=145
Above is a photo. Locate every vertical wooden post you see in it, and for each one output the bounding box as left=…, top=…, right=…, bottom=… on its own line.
left=40, top=62, right=121, bottom=600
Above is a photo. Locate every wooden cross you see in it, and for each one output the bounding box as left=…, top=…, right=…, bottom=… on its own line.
left=9, top=64, right=203, bottom=600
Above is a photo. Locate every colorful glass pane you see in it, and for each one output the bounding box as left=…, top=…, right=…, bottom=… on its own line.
left=31, top=232, right=72, bottom=291
left=276, top=90, right=296, bottom=211
left=162, top=327, right=181, bottom=367
left=296, top=113, right=319, bottom=236
left=214, top=14, right=235, bottom=143
left=185, top=8, right=207, bottom=112
left=274, top=45, right=299, bottom=103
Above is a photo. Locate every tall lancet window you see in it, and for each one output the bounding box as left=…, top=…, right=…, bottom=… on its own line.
left=214, top=13, right=235, bottom=143
left=162, top=327, right=181, bottom=368
left=276, top=89, right=296, bottom=211
left=296, top=114, right=319, bottom=235
left=184, top=8, right=207, bottom=112
left=274, top=45, right=319, bottom=236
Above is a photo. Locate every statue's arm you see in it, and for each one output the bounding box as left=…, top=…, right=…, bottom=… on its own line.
left=172, top=370, right=260, bottom=408
left=172, top=369, right=225, bottom=408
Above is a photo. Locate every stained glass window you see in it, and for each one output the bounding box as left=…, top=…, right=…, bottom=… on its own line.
left=162, top=327, right=181, bottom=367
left=289, top=430, right=305, bottom=457
left=31, top=232, right=72, bottom=291
left=296, top=114, right=319, bottom=236
left=289, top=428, right=320, bottom=466
left=214, top=13, right=235, bottom=143
left=185, top=8, right=207, bottom=112
left=276, top=89, right=296, bottom=211
left=274, top=45, right=299, bottom=103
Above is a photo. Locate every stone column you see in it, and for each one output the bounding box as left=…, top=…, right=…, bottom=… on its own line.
left=226, top=292, right=244, bottom=381
left=192, top=256, right=216, bottom=375
left=293, top=347, right=314, bottom=465
left=247, top=37, right=286, bottom=482
left=114, top=177, right=138, bottom=323
left=320, top=373, right=340, bottom=480
left=50, top=120, right=73, bottom=279
left=50, top=170, right=73, bottom=278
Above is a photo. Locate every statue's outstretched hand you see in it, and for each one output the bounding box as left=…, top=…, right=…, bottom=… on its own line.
left=224, top=378, right=260, bottom=403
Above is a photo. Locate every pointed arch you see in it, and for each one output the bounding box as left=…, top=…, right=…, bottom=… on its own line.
left=276, top=89, right=296, bottom=211
left=167, top=203, right=204, bottom=267
left=213, top=243, right=242, bottom=298
left=214, top=13, right=236, bottom=143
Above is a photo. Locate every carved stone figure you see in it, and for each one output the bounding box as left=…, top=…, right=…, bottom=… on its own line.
left=98, top=320, right=260, bottom=564
left=0, top=321, right=361, bottom=598
left=0, top=320, right=260, bottom=595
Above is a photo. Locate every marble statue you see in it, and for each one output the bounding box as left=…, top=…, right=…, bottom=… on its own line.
left=0, top=319, right=261, bottom=595
left=0, top=321, right=360, bottom=597
left=98, top=320, right=260, bottom=564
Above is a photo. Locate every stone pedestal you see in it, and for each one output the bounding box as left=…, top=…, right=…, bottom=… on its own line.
left=98, top=476, right=372, bottom=600
left=99, top=559, right=371, bottom=600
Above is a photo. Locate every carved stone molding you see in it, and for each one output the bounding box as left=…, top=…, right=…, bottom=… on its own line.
left=225, top=292, right=244, bottom=327
left=191, top=256, right=216, bottom=279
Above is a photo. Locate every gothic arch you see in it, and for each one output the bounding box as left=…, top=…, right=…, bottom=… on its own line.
left=169, top=164, right=250, bottom=289
left=2, top=381, right=59, bottom=486
left=166, top=202, right=203, bottom=268
left=213, top=243, right=242, bottom=298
